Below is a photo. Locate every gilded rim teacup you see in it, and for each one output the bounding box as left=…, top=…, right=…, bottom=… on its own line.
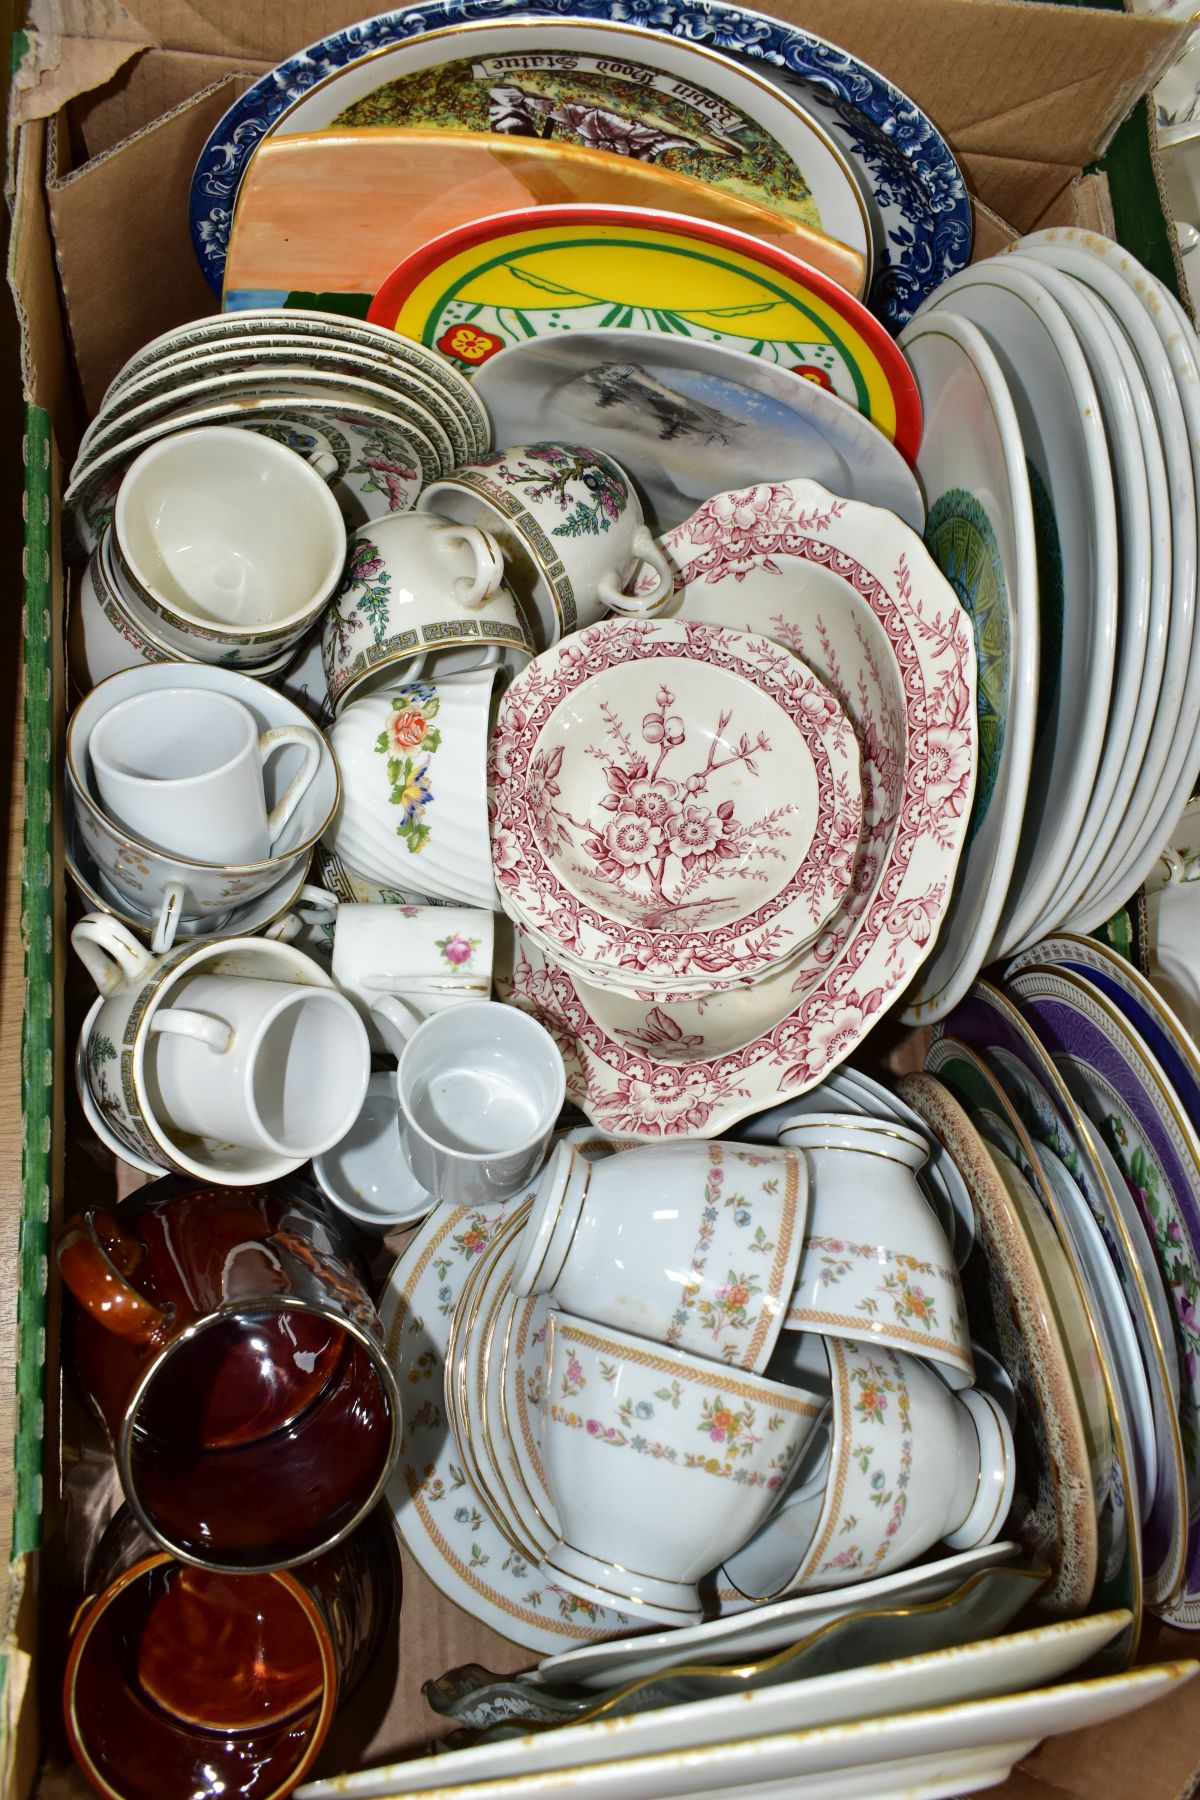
left=538, top=1309, right=824, bottom=1625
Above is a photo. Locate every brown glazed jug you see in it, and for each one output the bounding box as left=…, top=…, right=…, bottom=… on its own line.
left=64, top=1502, right=398, bottom=1800
left=57, top=1177, right=401, bottom=1571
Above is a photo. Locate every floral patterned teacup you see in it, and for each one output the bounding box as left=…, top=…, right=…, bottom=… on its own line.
left=511, top=1139, right=809, bottom=1375
left=776, top=1114, right=973, bottom=1389
left=321, top=512, right=535, bottom=714
left=538, top=1309, right=823, bottom=1624
left=724, top=1335, right=1015, bottom=1602
left=329, top=901, right=494, bottom=1050
left=419, top=442, right=674, bottom=649
left=326, top=668, right=500, bottom=909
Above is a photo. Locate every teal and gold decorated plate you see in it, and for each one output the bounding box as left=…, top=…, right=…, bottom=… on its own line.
left=897, top=311, right=1038, bottom=1025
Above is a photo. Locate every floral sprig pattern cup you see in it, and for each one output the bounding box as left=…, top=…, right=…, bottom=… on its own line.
left=538, top=1310, right=823, bottom=1623
left=725, top=1335, right=1014, bottom=1602
left=511, top=1139, right=808, bottom=1373
left=419, top=441, right=674, bottom=648
left=777, top=1114, right=973, bottom=1388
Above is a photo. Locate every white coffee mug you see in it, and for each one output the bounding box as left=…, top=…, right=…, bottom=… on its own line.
left=370, top=998, right=564, bottom=1206
left=148, top=971, right=370, bottom=1159
left=89, top=687, right=321, bottom=864
left=332, top=902, right=493, bottom=1041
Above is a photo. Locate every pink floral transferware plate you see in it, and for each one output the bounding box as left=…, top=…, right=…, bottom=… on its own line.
left=499, top=480, right=976, bottom=1137
left=490, top=618, right=863, bottom=985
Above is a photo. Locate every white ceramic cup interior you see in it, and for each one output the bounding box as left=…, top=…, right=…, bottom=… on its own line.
left=114, top=426, right=346, bottom=632
left=147, top=972, right=370, bottom=1159
left=373, top=998, right=564, bottom=1204
left=88, top=686, right=320, bottom=864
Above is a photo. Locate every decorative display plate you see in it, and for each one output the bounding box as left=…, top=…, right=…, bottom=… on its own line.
left=919, top=261, right=1118, bottom=957
left=188, top=0, right=971, bottom=330
left=898, top=1068, right=1104, bottom=1623
left=491, top=617, right=863, bottom=981
left=473, top=327, right=925, bottom=537
left=367, top=205, right=921, bottom=457
left=500, top=480, right=976, bottom=1135
left=63, top=397, right=427, bottom=563
left=1013, top=232, right=1200, bottom=931
left=895, top=311, right=1037, bottom=1025
left=1004, top=963, right=1200, bottom=1622
left=929, top=1039, right=1172, bottom=1622
left=380, top=1196, right=635, bottom=1650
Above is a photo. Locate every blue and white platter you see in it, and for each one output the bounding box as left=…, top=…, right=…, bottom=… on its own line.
left=189, top=0, right=971, bottom=332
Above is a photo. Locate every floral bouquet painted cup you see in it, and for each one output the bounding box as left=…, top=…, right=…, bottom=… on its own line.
left=511, top=1140, right=809, bottom=1373
left=724, top=1335, right=1015, bottom=1602
left=419, top=442, right=674, bottom=648
left=321, top=511, right=535, bottom=712
left=539, top=1310, right=823, bottom=1623
left=777, top=1114, right=973, bottom=1388
left=325, top=668, right=499, bottom=908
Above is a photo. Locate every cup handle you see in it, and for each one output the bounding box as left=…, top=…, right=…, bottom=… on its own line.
left=259, top=726, right=321, bottom=848
left=360, top=973, right=488, bottom=994
left=57, top=1210, right=170, bottom=1345
left=149, top=882, right=188, bottom=957
left=437, top=524, right=506, bottom=606
left=268, top=884, right=341, bottom=940
left=71, top=914, right=158, bottom=997
left=306, top=449, right=339, bottom=481
left=148, top=1009, right=233, bottom=1053
left=596, top=528, right=675, bottom=616
left=370, top=993, right=422, bottom=1056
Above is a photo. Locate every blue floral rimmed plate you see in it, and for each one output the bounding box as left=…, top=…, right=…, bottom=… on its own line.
left=188, top=0, right=971, bottom=331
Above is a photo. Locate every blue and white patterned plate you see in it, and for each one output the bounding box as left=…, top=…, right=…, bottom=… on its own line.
left=189, top=0, right=971, bottom=332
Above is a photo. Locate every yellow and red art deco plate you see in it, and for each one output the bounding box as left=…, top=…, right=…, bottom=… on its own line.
left=367, top=206, right=922, bottom=461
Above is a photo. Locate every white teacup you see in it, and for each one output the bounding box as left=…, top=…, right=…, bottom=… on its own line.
left=325, top=669, right=500, bottom=909
left=71, top=912, right=358, bottom=1183
left=147, top=970, right=369, bottom=1159
left=775, top=1113, right=973, bottom=1389
left=538, top=1310, right=822, bottom=1624
left=419, top=442, right=674, bottom=648
left=511, top=1139, right=809, bottom=1374
left=112, top=425, right=346, bottom=663
left=370, top=998, right=564, bottom=1208
left=321, top=513, right=534, bottom=713
left=725, top=1335, right=1015, bottom=1602
left=89, top=687, right=321, bottom=865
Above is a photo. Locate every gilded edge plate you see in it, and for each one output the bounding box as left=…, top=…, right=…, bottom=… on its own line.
left=379, top=1196, right=636, bottom=1651
left=895, top=1069, right=1102, bottom=1623
left=1003, top=961, right=1200, bottom=1626
left=928, top=1037, right=1170, bottom=1629
left=365, top=205, right=922, bottom=461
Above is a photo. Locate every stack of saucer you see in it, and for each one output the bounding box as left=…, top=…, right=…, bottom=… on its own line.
left=63, top=306, right=492, bottom=563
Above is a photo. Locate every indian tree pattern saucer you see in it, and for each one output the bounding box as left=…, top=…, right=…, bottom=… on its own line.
left=366, top=204, right=922, bottom=459
left=380, top=1196, right=637, bottom=1650
left=897, top=1069, right=1103, bottom=1625
left=64, top=399, right=426, bottom=563
left=490, top=617, right=864, bottom=983
left=498, top=481, right=976, bottom=1137
left=895, top=311, right=1038, bottom=1026
left=188, top=0, right=970, bottom=329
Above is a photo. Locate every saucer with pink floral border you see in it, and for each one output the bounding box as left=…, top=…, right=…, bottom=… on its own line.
left=490, top=618, right=862, bottom=987
left=498, top=480, right=976, bottom=1137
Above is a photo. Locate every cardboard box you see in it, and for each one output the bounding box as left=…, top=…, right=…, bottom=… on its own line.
left=6, top=2, right=1200, bottom=1793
